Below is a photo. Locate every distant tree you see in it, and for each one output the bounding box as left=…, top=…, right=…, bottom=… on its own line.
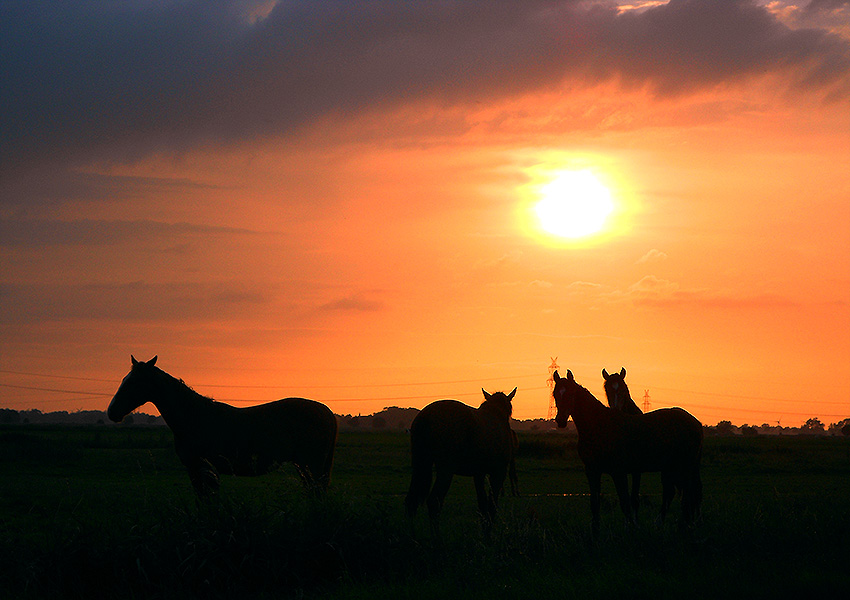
left=741, top=425, right=758, bottom=436
left=371, top=415, right=387, bottom=429
left=801, top=417, right=825, bottom=434
left=715, top=420, right=735, bottom=436
left=0, top=408, right=20, bottom=424
left=828, top=418, right=850, bottom=436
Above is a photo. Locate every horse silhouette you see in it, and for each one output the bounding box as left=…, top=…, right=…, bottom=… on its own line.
left=405, top=388, right=517, bottom=531
left=602, top=367, right=642, bottom=517
left=552, top=370, right=702, bottom=531
left=107, top=356, right=337, bottom=495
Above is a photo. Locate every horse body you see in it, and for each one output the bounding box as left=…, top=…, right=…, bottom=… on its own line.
left=405, top=388, right=516, bottom=528
left=108, top=356, right=337, bottom=494
left=553, top=370, right=702, bottom=531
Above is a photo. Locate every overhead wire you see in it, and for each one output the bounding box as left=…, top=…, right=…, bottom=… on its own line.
left=1, top=369, right=847, bottom=421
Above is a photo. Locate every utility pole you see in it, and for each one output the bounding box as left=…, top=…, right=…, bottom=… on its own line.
left=547, top=357, right=559, bottom=420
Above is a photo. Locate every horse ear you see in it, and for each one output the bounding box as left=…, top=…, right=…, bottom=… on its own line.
left=602, top=368, right=609, bottom=380
left=553, top=371, right=561, bottom=382
left=619, top=367, right=626, bottom=378
left=566, top=370, right=574, bottom=382
left=149, top=355, right=158, bottom=366
left=131, top=355, right=138, bottom=365
left=482, top=388, right=492, bottom=401
left=507, top=387, right=517, bottom=401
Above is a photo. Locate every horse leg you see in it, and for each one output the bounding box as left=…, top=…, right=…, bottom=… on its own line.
left=630, top=472, right=641, bottom=520
left=405, top=453, right=433, bottom=520
left=681, top=468, right=703, bottom=527
left=612, top=473, right=634, bottom=525
left=658, top=471, right=675, bottom=525
left=486, top=467, right=507, bottom=521
left=427, top=470, right=453, bottom=537
left=586, top=468, right=602, bottom=535
left=474, top=473, right=494, bottom=523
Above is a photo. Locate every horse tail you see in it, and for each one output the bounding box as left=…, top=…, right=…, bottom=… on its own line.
left=405, top=420, right=433, bottom=518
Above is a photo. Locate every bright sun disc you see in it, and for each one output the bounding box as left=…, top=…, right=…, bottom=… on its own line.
left=534, top=170, right=614, bottom=239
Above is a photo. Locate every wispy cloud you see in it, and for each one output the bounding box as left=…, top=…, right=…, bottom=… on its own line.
left=567, top=276, right=799, bottom=310
left=636, top=249, right=669, bottom=264
left=320, top=294, right=385, bottom=312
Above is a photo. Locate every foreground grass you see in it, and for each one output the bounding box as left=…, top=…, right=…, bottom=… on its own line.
left=1, top=428, right=848, bottom=598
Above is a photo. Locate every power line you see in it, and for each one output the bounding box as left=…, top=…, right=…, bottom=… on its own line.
left=2, top=370, right=847, bottom=420
left=0, top=383, right=112, bottom=396
left=0, top=370, right=116, bottom=383
left=650, top=385, right=850, bottom=406
left=0, top=369, right=540, bottom=390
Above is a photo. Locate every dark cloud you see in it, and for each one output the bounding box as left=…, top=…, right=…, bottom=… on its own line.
left=2, top=0, right=847, bottom=176
left=0, top=171, right=221, bottom=207
left=320, top=294, right=385, bottom=312
left=0, top=218, right=256, bottom=248
left=0, top=281, right=267, bottom=323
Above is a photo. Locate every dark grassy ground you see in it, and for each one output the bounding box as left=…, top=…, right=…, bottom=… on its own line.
left=1, top=426, right=848, bottom=599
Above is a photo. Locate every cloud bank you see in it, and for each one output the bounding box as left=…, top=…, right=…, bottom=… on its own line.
left=2, top=0, right=848, bottom=176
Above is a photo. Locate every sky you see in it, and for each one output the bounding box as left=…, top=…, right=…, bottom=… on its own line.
left=2, top=0, right=849, bottom=427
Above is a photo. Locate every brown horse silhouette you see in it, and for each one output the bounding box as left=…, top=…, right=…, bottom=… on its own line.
left=553, top=370, right=702, bottom=531
left=405, top=388, right=517, bottom=530
left=602, top=367, right=642, bottom=516
left=107, top=356, right=337, bottom=495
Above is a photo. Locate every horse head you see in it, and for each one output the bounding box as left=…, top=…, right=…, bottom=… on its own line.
left=602, top=367, right=629, bottom=411
left=552, top=370, right=578, bottom=428
left=107, top=355, right=158, bottom=422
left=481, top=387, right=516, bottom=418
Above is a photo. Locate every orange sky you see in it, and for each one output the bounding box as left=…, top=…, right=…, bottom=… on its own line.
left=2, top=1, right=849, bottom=427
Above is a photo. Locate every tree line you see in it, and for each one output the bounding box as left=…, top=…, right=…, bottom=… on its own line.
left=2, top=406, right=848, bottom=436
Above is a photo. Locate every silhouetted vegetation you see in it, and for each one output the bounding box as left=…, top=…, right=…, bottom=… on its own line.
left=2, top=426, right=848, bottom=598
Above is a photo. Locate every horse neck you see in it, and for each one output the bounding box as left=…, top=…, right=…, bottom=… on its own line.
left=477, top=400, right=511, bottom=422
left=620, top=389, right=640, bottom=413
left=569, top=386, right=609, bottom=434
left=147, top=369, right=206, bottom=429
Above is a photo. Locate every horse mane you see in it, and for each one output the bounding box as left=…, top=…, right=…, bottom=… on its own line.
left=155, top=367, right=218, bottom=406
left=561, top=377, right=607, bottom=412
left=577, top=382, right=605, bottom=408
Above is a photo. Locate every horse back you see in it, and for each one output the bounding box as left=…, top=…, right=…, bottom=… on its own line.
left=410, top=400, right=511, bottom=476
left=629, top=407, right=702, bottom=470
left=580, top=407, right=702, bottom=475
left=177, top=397, right=336, bottom=476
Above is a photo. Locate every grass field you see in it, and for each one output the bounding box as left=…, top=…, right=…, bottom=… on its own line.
left=1, top=426, right=848, bottom=599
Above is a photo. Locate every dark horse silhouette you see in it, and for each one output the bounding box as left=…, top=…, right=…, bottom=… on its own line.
left=602, top=367, right=643, bottom=517
left=552, top=370, right=702, bottom=531
left=107, top=356, right=338, bottom=495
left=405, top=388, right=517, bottom=530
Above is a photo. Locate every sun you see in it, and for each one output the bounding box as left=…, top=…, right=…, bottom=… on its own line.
left=533, top=170, right=614, bottom=239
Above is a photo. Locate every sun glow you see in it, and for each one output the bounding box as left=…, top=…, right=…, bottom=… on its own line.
left=534, top=170, right=614, bottom=239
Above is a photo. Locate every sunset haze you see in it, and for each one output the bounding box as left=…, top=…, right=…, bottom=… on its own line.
left=2, top=0, right=849, bottom=428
